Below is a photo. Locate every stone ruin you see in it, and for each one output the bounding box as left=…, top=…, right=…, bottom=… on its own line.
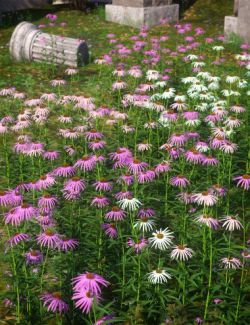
left=224, top=0, right=250, bottom=43
left=105, top=0, right=179, bottom=28
left=9, top=21, right=89, bottom=67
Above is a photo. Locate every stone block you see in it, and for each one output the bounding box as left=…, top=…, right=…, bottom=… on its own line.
left=106, top=4, right=179, bottom=28
left=224, top=16, right=238, bottom=39
left=112, top=0, right=172, bottom=7
left=237, top=0, right=250, bottom=43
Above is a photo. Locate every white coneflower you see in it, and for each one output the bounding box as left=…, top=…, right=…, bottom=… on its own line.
left=148, top=269, right=172, bottom=284
left=186, top=54, right=199, bottom=61
left=192, top=61, right=206, bottom=68
left=170, top=245, right=194, bottom=261
left=181, top=76, right=199, bottom=84
left=237, top=79, right=247, bottom=88
left=220, top=215, right=243, bottom=231
left=118, top=197, right=142, bottom=211
left=134, top=217, right=155, bottom=232
left=225, top=75, right=240, bottom=84
left=212, top=45, right=224, bottom=51
left=65, top=68, right=78, bottom=75
left=208, top=82, right=220, bottom=90
left=154, top=81, right=167, bottom=88
left=193, top=191, right=218, bottom=206
left=148, top=228, right=174, bottom=251
left=197, top=71, right=211, bottom=80
left=161, top=88, right=176, bottom=99
left=188, top=83, right=207, bottom=93
left=220, top=257, right=242, bottom=269
left=146, top=70, right=160, bottom=81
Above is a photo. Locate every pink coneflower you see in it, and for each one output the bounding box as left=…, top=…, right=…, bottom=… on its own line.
left=113, top=67, right=126, bottom=77
left=93, top=179, right=113, bottom=192
left=241, top=250, right=250, bottom=259
left=137, top=170, right=156, bottom=183
left=109, top=148, right=132, bottom=163
left=58, top=237, right=79, bottom=251
left=202, top=155, right=219, bottom=166
left=128, top=66, right=142, bottom=78
left=155, top=161, right=171, bottom=175
left=4, top=208, right=23, bottom=226
left=85, top=130, right=103, bottom=141
left=233, top=174, right=250, bottom=190
left=38, top=194, right=58, bottom=211
left=53, top=164, right=75, bottom=177
left=37, top=230, right=60, bottom=249
left=224, top=116, right=241, bottom=128
left=105, top=207, right=126, bottom=221
left=170, top=175, right=189, bottom=188
left=220, top=257, right=242, bottom=269
left=220, top=215, right=243, bottom=231
left=25, top=250, right=43, bottom=264
left=36, top=174, right=56, bottom=190
left=138, top=208, right=155, bottom=218
left=91, top=196, right=109, bottom=208
left=214, top=298, right=223, bottom=304
left=127, top=237, right=148, bottom=253
left=74, top=156, right=96, bottom=172
left=63, top=177, right=86, bottom=193
left=6, top=191, right=23, bottom=207
left=137, top=143, right=152, bottom=152
left=40, top=292, right=69, bottom=313
left=72, top=290, right=100, bottom=314
left=210, top=184, right=227, bottom=196
left=220, top=141, right=238, bottom=154
left=36, top=213, right=54, bottom=227
left=193, top=191, right=218, bottom=206
left=230, top=105, right=245, bottom=114
left=50, top=79, right=66, bottom=87
left=43, top=150, right=60, bottom=161
left=170, top=245, right=194, bottom=261
left=88, top=140, right=106, bottom=151
left=58, top=115, right=72, bottom=124
left=0, top=191, right=10, bottom=207
left=13, top=204, right=37, bottom=221
left=169, top=133, right=187, bottom=147
left=117, top=174, right=134, bottom=186
left=185, top=148, right=204, bottom=164
left=127, top=159, right=148, bottom=174
left=7, top=233, right=29, bottom=246
left=112, top=81, right=127, bottom=90
left=195, top=214, right=219, bottom=229
left=177, top=191, right=194, bottom=204
left=72, top=272, right=109, bottom=294
left=40, top=93, right=56, bottom=102
left=210, top=136, right=225, bottom=149
left=102, top=223, right=118, bottom=238
left=114, top=190, right=132, bottom=200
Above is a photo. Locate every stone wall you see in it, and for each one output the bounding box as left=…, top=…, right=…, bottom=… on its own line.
left=0, top=0, right=49, bottom=13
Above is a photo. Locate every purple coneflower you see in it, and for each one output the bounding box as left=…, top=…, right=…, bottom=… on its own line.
left=105, top=207, right=126, bottom=221
left=36, top=174, right=56, bottom=190
left=114, top=190, right=132, bottom=200
left=137, top=170, right=156, bottom=183
left=233, top=174, right=250, bottom=190
left=127, top=159, right=148, bottom=174
left=25, top=250, right=43, bottom=264
left=91, top=195, right=109, bottom=208
left=102, top=223, right=118, bottom=238
left=53, top=164, right=75, bottom=177
left=38, top=194, right=58, bottom=210
left=85, top=129, right=103, bottom=141
left=185, top=148, right=204, bottom=164
left=117, top=174, right=134, bottom=186
left=169, top=133, right=187, bottom=147
left=72, top=289, right=100, bottom=314
left=74, top=156, right=96, bottom=172
left=0, top=191, right=11, bottom=207
left=7, top=233, right=29, bottom=246
left=63, top=177, right=86, bottom=193
left=58, top=237, right=79, bottom=251
left=72, top=272, right=109, bottom=295
left=127, top=237, right=147, bottom=253
left=93, top=179, right=113, bottom=192
left=170, top=175, right=189, bottom=188
left=40, top=292, right=69, bottom=313
left=202, top=155, right=219, bottom=166
left=37, top=230, right=60, bottom=249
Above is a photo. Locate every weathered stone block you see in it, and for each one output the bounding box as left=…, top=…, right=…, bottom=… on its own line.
left=224, top=16, right=238, bottom=39
left=112, top=0, right=172, bottom=7
left=106, top=4, right=178, bottom=28
left=237, top=0, right=250, bottom=43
